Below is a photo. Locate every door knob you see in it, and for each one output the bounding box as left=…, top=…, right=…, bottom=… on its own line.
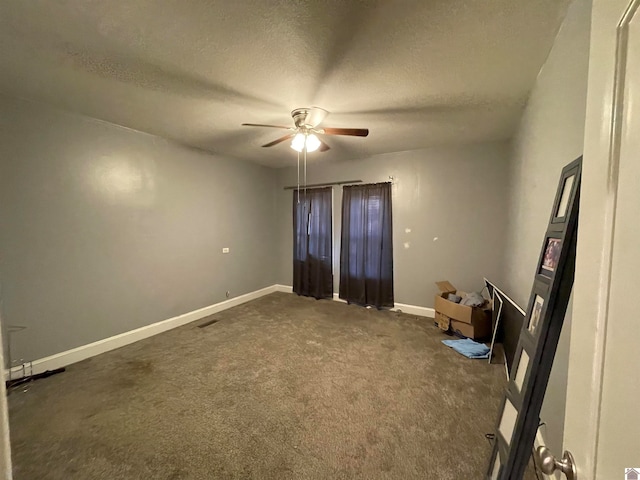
left=535, top=446, right=577, bottom=480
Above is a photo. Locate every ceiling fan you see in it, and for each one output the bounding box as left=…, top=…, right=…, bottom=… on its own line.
left=241, top=107, right=369, bottom=153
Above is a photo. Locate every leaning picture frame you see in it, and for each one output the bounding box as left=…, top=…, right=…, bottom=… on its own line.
left=524, top=280, right=549, bottom=341
left=486, top=157, right=581, bottom=479
left=539, top=237, right=562, bottom=277
left=552, top=169, right=578, bottom=223
left=512, top=345, right=532, bottom=395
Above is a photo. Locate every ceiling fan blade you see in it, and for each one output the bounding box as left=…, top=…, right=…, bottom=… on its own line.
left=305, top=107, right=329, bottom=128
left=242, top=123, right=291, bottom=129
left=321, top=127, right=369, bottom=137
left=262, top=134, right=294, bottom=148
left=318, top=139, right=331, bottom=152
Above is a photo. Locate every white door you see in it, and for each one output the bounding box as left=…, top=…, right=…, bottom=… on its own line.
left=562, top=0, right=640, bottom=478
left=0, top=314, right=12, bottom=478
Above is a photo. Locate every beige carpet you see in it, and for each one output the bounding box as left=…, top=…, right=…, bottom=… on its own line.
left=9, top=292, right=510, bottom=479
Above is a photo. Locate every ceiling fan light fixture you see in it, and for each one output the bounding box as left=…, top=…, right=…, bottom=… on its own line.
left=290, top=132, right=320, bottom=153
left=291, top=133, right=306, bottom=152
left=305, top=133, right=321, bottom=153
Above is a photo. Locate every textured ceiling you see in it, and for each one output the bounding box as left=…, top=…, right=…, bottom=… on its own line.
left=0, top=0, right=569, bottom=167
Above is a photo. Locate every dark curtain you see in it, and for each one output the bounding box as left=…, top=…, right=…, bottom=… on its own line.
left=339, top=182, right=393, bottom=307
left=293, top=187, right=333, bottom=299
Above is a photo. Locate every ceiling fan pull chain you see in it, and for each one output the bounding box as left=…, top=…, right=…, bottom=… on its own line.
left=297, top=150, right=300, bottom=204
left=304, top=146, right=307, bottom=197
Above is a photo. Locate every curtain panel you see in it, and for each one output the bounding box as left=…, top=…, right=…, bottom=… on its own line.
left=339, top=182, right=394, bottom=307
left=292, top=187, right=333, bottom=299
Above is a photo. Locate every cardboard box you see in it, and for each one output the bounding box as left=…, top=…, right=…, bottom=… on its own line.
left=434, top=280, right=492, bottom=339
left=435, top=311, right=451, bottom=331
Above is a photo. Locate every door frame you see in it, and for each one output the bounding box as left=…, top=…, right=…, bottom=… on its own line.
left=564, top=0, right=640, bottom=477
left=0, top=312, right=13, bottom=477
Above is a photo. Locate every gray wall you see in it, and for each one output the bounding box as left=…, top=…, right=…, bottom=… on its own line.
left=502, top=0, right=591, bottom=457
left=276, top=142, right=510, bottom=308
left=0, top=95, right=277, bottom=363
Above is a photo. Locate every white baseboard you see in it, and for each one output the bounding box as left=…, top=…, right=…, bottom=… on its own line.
left=6, top=284, right=435, bottom=381
left=391, top=302, right=435, bottom=318
left=332, top=293, right=347, bottom=303
left=5, top=284, right=279, bottom=381
left=277, top=285, right=435, bottom=318
left=274, top=284, right=293, bottom=293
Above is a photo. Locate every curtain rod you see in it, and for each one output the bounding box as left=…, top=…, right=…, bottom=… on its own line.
left=283, top=180, right=363, bottom=190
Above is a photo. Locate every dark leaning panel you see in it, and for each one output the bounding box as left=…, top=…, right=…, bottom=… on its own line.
left=487, top=157, right=581, bottom=480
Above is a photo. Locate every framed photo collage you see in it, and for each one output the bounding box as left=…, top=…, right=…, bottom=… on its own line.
left=487, top=157, right=582, bottom=479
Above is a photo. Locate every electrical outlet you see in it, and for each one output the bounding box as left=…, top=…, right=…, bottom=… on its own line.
left=222, top=247, right=230, bottom=254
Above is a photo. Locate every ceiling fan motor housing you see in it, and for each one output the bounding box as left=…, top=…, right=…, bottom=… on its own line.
left=291, top=108, right=312, bottom=129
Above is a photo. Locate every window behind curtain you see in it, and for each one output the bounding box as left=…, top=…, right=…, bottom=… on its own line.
left=292, top=187, right=333, bottom=299
left=339, top=182, right=393, bottom=307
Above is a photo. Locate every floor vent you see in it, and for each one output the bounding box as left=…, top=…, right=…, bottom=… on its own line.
left=198, top=319, right=219, bottom=328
